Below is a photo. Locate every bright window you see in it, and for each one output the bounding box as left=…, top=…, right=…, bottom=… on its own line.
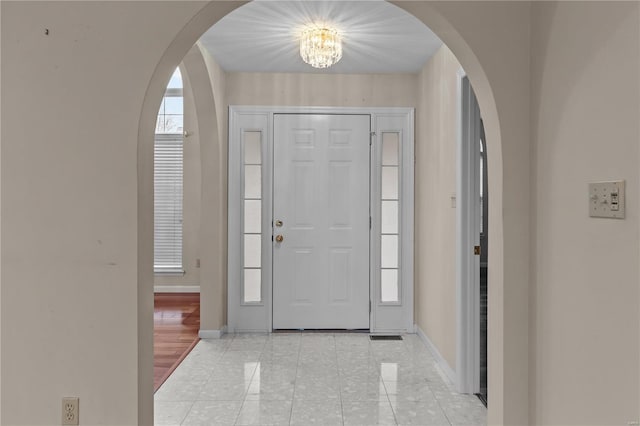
left=380, top=132, right=400, bottom=302
left=242, top=131, right=263, bottom=303
left=154, top=68, right=184, bottom=273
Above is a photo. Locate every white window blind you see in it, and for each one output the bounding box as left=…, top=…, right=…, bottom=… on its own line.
left=154, top=67, right=184, bottom=274
left=154, top=134, right=184, bottom=273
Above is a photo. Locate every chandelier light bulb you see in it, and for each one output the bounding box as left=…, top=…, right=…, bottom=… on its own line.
left=300, top=27, right=342, bottom=69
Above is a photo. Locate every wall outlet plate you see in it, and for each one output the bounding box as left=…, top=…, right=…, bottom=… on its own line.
left=589, top=180, right=625, bottom=219
left=61, top=397, right=79, bottom=426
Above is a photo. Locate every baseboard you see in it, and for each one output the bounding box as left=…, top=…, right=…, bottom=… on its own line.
left=154, top=285, right=200, bottom=293
left=199, top=326, right=227, bottom=339
left=415, top=324, right=457, bottom=386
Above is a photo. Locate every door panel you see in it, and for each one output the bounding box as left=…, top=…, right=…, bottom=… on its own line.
left=273, top=114, right=370, bottom=329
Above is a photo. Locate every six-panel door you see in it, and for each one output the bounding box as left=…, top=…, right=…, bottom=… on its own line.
left=272, top=114, right=371, bottom=329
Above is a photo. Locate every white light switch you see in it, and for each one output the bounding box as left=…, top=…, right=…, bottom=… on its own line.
left=589, top=180, right=625, bottom=219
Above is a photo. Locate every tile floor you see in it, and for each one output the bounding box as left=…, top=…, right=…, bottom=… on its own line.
left=154, top=333, right=486, bottom=425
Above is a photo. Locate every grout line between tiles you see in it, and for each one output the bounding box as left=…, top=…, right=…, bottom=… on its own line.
left=287, top=333, right=302, bottom=426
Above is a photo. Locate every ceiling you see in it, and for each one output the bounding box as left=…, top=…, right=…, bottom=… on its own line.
left=198, top=1, right=443, bottom=74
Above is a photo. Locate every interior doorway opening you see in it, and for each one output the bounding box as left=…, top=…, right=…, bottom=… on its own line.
left=457, top=74, right=489, bottom=405
left=478, top=119, right=488, bottom=405
left=138, top=2, right=516, bottom=424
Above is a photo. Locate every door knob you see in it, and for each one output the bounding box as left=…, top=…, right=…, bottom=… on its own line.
left=275, top=235, right=284, bottom=243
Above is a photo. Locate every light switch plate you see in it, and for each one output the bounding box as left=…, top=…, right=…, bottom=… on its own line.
left=589, top=180, right=625, bottom=219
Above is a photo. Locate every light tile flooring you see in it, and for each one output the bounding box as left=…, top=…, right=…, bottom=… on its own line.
left=155, top=333, right=486, bottom=426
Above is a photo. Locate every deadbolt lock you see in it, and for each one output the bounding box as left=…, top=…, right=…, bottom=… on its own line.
left=275, top=220, right=283, bottom=227
left=474, top=245, right=481, bottom=256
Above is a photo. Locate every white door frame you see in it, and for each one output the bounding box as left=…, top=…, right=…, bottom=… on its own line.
left=456, top=72, right=482, bottom=393
left=227, top=106, right=414, bottom=334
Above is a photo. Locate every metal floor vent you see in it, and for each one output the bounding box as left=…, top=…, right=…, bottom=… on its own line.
left=369, top=335, right=403, bottom=341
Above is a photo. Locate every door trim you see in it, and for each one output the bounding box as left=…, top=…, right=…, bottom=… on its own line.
left=228, top=106, right=414, bottom=334
left=456, top=72, right=482, bottom=393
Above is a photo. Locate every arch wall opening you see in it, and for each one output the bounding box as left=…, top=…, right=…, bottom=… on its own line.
left=137, top=2, right=531, bottom=425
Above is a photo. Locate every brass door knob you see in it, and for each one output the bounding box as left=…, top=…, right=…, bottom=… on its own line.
left=275, top=235, right=284, bottom=243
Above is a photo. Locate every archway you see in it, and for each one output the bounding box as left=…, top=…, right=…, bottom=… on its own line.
left=138, top=2, right=530, bottom=424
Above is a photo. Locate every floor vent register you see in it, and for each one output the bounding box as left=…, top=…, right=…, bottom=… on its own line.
left=369, top=335, right=403, bottom=341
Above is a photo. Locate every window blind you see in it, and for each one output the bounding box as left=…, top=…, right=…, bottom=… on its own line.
left=154, top=134, right=184, bottom=273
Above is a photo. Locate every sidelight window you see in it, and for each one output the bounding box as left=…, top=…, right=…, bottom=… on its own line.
left=380, top=132, right=400, bottom=303
left=242, top=131, right=263, bottom=303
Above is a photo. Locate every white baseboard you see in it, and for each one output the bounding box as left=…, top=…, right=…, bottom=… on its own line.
left=416, top=325, right=457, bottom=386
left=199, top=326, right=227, bottom=339
left=154, top=285, right=200, bottom=293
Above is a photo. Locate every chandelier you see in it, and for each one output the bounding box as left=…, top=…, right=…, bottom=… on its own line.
left=300, top=27, right=342, bottom=69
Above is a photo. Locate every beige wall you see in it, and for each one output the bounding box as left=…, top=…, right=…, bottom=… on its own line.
left=154, top=64, right=202, bottom=289
left=415, top=44, right=462, bottom=370
left=165, top=44, right=230, bottom=332
left=396, top=2, right=533, bottom=422
left=2, top=1, right=638, bottom=425
left=0, top=2, right=209, bottom=424
left=530, top=2, right=640, bottom=424
left=226, top=72, right=418, bottom=107
left=198, top=46, right=229, bottom=331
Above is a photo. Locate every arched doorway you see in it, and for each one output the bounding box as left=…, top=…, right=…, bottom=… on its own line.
left=138, top=2, right=531, bottom=424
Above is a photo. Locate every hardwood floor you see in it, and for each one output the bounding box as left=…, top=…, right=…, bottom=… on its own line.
left=154, top=293, right=200, bottom=391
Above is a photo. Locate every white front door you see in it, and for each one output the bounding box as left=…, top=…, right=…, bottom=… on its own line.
left=272, top=114, right=370, bottom=329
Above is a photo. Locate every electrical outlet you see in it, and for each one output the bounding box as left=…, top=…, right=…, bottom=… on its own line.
left=61, top=397, right=79, bottom=426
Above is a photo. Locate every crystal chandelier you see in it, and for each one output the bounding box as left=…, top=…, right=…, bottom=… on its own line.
left=300, top=27, right=342, bottom=69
